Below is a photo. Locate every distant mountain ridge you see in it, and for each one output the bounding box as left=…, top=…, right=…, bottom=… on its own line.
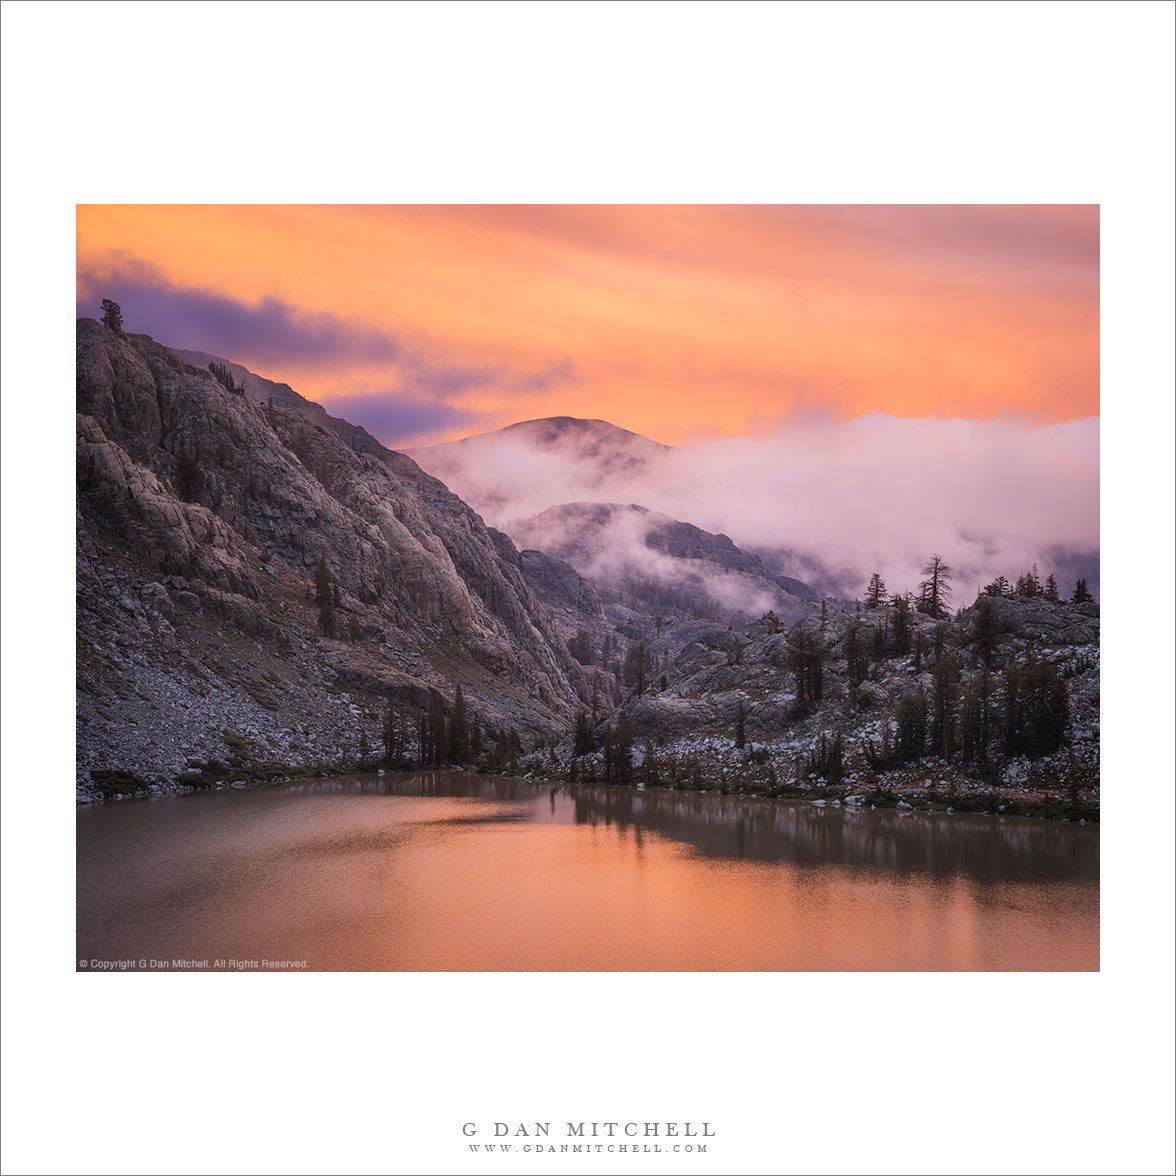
left=509, top=501, right=818, bottom=625
left=411, top=414, right=671, bottom=463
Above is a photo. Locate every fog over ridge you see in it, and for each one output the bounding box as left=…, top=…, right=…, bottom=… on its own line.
left=410, top=413, right=1100, bottom=603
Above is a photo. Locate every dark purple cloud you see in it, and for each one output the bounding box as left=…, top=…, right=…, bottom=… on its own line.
left=320, top=393, right=480, bottom=447
left=76, top=253, right=581, bottom=400
left=77, top=254, right=404, bottom=368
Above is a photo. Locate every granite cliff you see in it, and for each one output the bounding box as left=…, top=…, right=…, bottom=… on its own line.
left=76, top=320, right=588, bottom=799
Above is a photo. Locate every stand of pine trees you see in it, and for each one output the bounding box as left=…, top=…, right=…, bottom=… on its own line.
left=861, top=643, right=1069, bottom=771
left=372, top=684, right=517, bottom=773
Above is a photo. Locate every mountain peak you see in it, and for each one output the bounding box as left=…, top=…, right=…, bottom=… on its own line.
left=412, top=415, right=672, bottom=455
left=406, top=416, right=672, bottom=525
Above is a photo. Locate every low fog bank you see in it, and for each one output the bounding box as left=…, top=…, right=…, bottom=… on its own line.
left=509, top=502, right=817, bottom=624
left=412, top=414, right=1100, bottom=604
left=407, top=417, right=668, bottom=522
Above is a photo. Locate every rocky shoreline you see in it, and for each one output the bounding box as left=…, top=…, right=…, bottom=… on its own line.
left=78, top=760, right=1100, bottom=824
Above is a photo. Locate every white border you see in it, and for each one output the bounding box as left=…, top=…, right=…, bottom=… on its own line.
left=3, top=3, right=1174, bottom=1174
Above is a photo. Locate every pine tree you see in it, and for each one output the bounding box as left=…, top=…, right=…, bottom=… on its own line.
left=918, top=554, right=953, bottom=619
left=644, top=739, right=659, bottom=785
left=1071, top=578, right=1093, bottom=604
left=175, top=453, right=204, bottom=503
left=427, top=691, right=447, bottom=765
left=805, top=730, right=845, bottom=783
left=1043, top=573, right=1060, bottom=601
left=448, top=684, right=470, bottom=764
left=930, top=655, right=960, bottom=759
left=971, top=595, right=1001, bottom=667
left=496, top=728, right=520, bottom=773
left=100, top=299, right=124, bottom=333
left=891, top=594, right=912, bottom=655
left=315, top=556, right=336, bottom=638
left=615, top=712, right=634, bottom=783
left=1002, top=661, right=1021, bottom=756
left=734, top=700, right=746, bottom=749
left=895, top=691, right=927, bottom=763
left=865, top=572, right=887, bottom=609
left=959, top=667, right=994, bottom=764
left=844, top=622, right=869, bottom=686
left=209, top=361, right=245, bottom=395
left=977, top=668, right=994, bottom=763
left=1015, top=570, right=1039, bottom=598
left=573, top=711, right=593, bottom=756
left=382, top=701, right=402, bottom=767
left=568, top=629, right=594, bottom=664
left=787, top=625, right=825, bottom=714
left=1005, top=656, right=1070, bottom=758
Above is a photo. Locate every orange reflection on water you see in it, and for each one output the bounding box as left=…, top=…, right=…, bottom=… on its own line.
left=76, top=775, right=1099, bottom=972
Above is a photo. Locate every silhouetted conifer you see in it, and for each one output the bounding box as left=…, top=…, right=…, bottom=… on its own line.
left=448, top=684, right=470, bottom=763
left=895, top=691, right=927, bottom=762
left=971, top=595, right=1001, bottom=667
left=382, top=701, right=403, bottom=767
left=865, top=572, right=887, bottom=608
left=175, top=453, right=204, bottom=504
left=930, top=655, right=960, bottom=758
left=844, top=622, right=869, bottom=686
left=805, top=730, right=845, bottom=783
left=573, top=711, right=593, bottom=756
left=615, top=712, right=634, bottom=782
left=891, top=594, right=912, bottom=655
left=787, top=625, right=825, bottom=714
left=918, top=554, right=953, bottom=619
left=315, top=556, right=336, bottom=637
left=100, top=299, right=123, bottom=333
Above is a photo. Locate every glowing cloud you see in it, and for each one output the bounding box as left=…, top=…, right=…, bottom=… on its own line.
left=77, top=205, right=1098, bottom=445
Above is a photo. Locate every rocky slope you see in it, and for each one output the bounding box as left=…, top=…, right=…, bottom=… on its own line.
left=76, top=320, right=590, bottom=800
left=539, top=593, right=1100, bottom=817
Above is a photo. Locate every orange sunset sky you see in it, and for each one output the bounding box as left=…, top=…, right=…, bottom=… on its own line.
left=76, top=204, right=1099, bottom=447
